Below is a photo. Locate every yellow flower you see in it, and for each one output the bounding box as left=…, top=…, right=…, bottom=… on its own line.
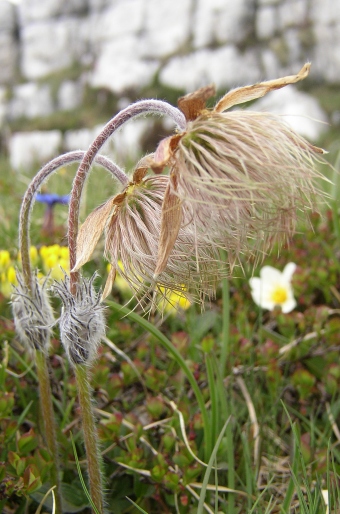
left=0, top=250, right=10, bottom=271
left=29, top=246, right=39, bottom=266
left=7, top=266, right=17, bottom=285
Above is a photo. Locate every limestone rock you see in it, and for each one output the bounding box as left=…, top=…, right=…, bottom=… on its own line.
left=193, top=0, right=252, bottom=48
left=21, top=18, right=86, bottom=80
left=138, top=0, right=192, bottom=58
left=9, top=130, right=63, bottom=171
left=89, top=35, right=158, bottom=93
left=0, top=0, right=16, bottom=31
left=0, top=86, right=7, bottom=126
left=159, top=45, right=262, bottom=92
left=18, top=0, right=88, bottom=23
left=0, top=31, right=18, bottom=84
left=57, top=80, right=83, bottom=111
left=277, top=0, right=308, bottom=30
left=256, top=6, right=278, bottom=39
left=87, top=0, right=143, bottom=45
left=8, top=82, right=54, bottom=120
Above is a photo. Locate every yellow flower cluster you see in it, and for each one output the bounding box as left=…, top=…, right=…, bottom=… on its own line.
left=40, top=245, right=69, bottom=280
left=0, top=250, right=17, bottom=298
left=0, top=245, right=70, bottom=299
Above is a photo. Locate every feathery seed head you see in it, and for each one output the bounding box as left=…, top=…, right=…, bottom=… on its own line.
left=12, top=270, right=55, bottom=353
left=52, top=273, right=106, bottom=366
left=149, top=63, right=327, bottom=267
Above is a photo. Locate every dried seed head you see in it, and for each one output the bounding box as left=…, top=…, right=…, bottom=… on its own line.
left=52, top=273, right=106, bottom=366
left=173, top=110, right=325, bottom=256
left=12, top=271, right=55, bottom=353
left=148, top=64, right=327, bottom=271
left=74, top=171, right=228, bottom=307
left=104, top=174, right=225, bottom=305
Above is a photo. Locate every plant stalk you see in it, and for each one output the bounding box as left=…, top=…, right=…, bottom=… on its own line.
left=68, top=99, right=186, bottom=293
left=75, top=364, right=104, bottom=514
left=35, top=350, right=63, bottom=514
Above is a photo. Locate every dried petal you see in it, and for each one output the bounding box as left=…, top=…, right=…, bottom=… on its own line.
left=101, top=264, right=116, bottom=300
left=154, top=174, right=182, bottom=276
left=214, top=63, right=311, bottom=113
left=150, top=135, right=182, bottom=174
left=73, top=197, right=117, bottom=271
left=178, top=84, right=216, bottom=121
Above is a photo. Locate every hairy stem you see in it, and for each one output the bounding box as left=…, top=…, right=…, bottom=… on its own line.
left=19, top=151, right=127, bottom=292
left=75, top=364, right=104, bottom=514
left=68, top=100, right=186, bottom=293
left=35, top=351, right=63, bottom=514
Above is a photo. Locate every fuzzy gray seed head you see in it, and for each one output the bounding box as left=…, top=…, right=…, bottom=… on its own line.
left=52, top=273, right=106, bottom=366
left=12, top=271, right=55, bottom=353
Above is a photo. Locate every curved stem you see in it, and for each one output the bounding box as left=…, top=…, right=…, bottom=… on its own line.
left=68, top=100, right=186, bottom=293
left=19, top=151, right=127, bottom=292
left=35, top=351, right=63, bottom=514
left=75, top=364, right=104, bottom=514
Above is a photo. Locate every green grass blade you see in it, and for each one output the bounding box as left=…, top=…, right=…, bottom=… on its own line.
left=126, top=497, right=149, bottom=513
left=197, top=416, right=231, bottom=514
left=70, top=434, right=100, bottom=514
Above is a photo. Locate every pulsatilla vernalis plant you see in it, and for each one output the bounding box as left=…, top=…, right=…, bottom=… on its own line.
left=11, top=63, right=328, bottom=514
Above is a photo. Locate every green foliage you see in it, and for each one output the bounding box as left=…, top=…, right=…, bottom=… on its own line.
left=2, top=151, right=340, bottom=512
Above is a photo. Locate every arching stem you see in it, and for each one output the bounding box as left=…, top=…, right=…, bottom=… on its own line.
left=68, top=100, right=186, bottom=294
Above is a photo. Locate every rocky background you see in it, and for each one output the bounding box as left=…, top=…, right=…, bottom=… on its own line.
left=0, top=0, right=339, bottom=170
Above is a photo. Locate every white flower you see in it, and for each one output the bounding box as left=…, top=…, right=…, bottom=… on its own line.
left=249, top=262, right=297, bottom=313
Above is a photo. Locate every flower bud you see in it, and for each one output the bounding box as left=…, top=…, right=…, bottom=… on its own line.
left=12, top=271, right=55, bottom=353
left=52, top=273, right=106, bottom=366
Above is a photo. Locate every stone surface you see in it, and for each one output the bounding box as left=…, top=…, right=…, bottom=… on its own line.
left=0, top=0, right=16, bottom=31
left=0, top=31, right=18, bottom=84
left=193, top=0, right=252, bottom=48
left=57, top=80, right=83, bottom=111
left=18, top=0, right=88, bottom=23
left=21, top=18, right=86, bottom=79
left=277, top=0, right=308, bottom=29
left=9, top=130, right=63, bottom=171
left=0, top=86, right=7, bottom=126
left=310, top=0, right=340, bottom=25
left=256, top=6, right=278, bottom=40
left=8, top=82, right=54, bottom=120
left=139, top=0, right=192, bottom=58
left=160, top=45, right=262, bottom=92
left=89, top=36, right=158, bottom=93
left=249, top=85, right=328, bottom=141
left=87, top=0, right=143, bottom=45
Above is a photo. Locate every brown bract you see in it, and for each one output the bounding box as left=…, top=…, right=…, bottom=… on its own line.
left=148, top=63, right=326, bottom=273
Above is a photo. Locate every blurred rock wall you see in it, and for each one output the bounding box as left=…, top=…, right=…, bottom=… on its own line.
left=0, top=0, right=337, bottom=169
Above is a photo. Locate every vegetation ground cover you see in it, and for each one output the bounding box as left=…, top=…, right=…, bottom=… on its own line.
left=1, top=107, right=340, bottom=513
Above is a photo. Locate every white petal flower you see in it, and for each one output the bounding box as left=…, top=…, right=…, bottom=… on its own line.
left=249, top=262, right=297, bottom=313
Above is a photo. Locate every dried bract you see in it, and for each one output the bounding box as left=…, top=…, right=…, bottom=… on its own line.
left=12, top=271, right=55, bottom=353
left=53, top=273, right=106, bottom=366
